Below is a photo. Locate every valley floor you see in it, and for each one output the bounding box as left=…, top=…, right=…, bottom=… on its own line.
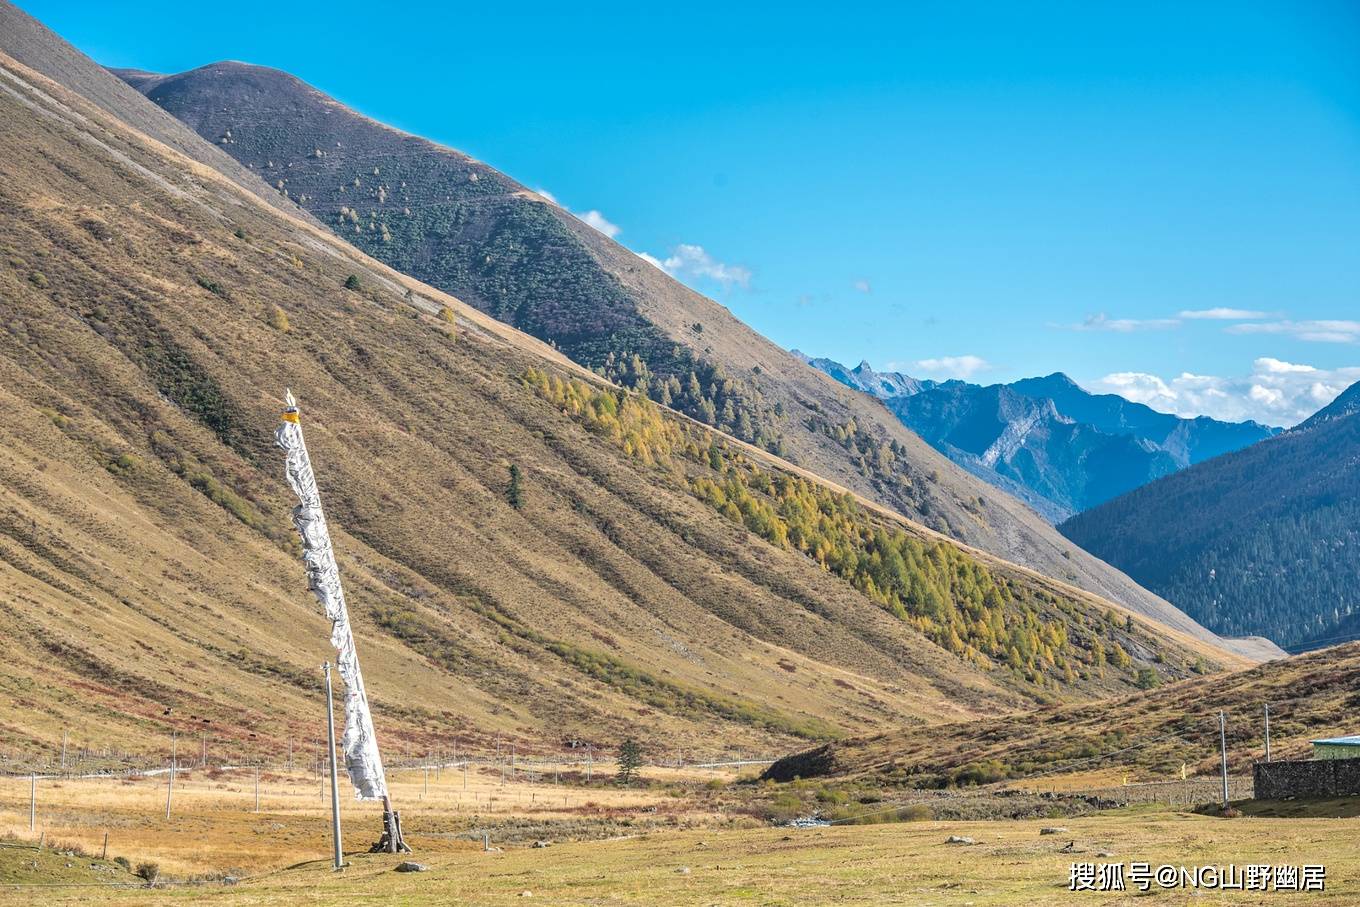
left=0, top=767, right=1355, bottom=905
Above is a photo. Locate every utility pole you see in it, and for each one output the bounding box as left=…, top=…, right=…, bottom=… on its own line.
left=1218, top=711, right=1230, bottom=809
left=324, top=662, right=343, bottom=870
left=254, top=765, right=261, bottom=813
left=29, top=773, right=35, bottom=832
left=60, top=729, right=67, bottom=774
left=201, top=731, right=207, bottom=768
left=1264, top=703, right=1272, bottom=763
left=166, top=732, right=177, bottom=820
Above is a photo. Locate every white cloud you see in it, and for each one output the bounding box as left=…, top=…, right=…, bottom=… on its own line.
left=576, top=209, right=620, bottom=238
left=1178, top=307, right=1270, bottom=320
left=1256, top=357, right=1316, bottom=374
left=853, top=279, right=872, bottom=294
left=1099, top=371, right=1176, bottom=402
left=1249, top=384, right=1284, bottom=407
left=642, top=243, right=751, bottom=288
left=1059, top=309, right=1359, bottom=341
left=1091, top=358, right=1360, bottom=426
left=533, top=189, right=754, bottom=289
left=1226, top=320, right=1360, bottom=344
left=914, top=355, right=991, bottom=379
left=1069, top=313, right=1181, bottom=332
left=533, top=187, right=621, bottom=238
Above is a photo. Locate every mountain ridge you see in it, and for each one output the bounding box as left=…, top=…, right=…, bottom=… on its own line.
left=106, top=57, right=1271, bottom=656
left=0, top=40, right=1005, bottom=758
left=805, top=356, right=1279, bottom=520
left=0, top=6, right=314, bottom=223
left=0, top=8, right=1267, bottom=772
left=1296, top=379, right=1360, bottom=433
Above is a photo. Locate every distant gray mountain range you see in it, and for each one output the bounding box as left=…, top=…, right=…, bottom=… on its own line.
left=795, top=355, right=1280, bottom=522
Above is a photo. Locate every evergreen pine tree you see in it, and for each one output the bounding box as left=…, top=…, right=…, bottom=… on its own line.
left=507, top=464, right=523, bottom=510
left=616, top=739, right=642, bottom=785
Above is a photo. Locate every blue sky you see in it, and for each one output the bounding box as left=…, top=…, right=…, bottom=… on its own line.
left=22, top=0, right=1360, bottom=425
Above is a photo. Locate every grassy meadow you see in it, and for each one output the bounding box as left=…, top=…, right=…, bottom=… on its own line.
left=0, top=761, right=1356, bottom=905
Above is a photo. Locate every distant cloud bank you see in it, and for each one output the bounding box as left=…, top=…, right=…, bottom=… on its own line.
left=1093, top=358, right=1360, bottom=427
left=1060, top=308, right=1359, bottom=422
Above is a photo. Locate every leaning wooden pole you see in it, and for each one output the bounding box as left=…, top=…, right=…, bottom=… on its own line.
left=1264, top=702, right=1272, bottom=763
left=324, top=662, right=343, bottom=869
left=1219, top=710, right=1230, bottom=809
left=277, top=390, right=409, bottom=854
left=166, top=732, right=176, bottom=820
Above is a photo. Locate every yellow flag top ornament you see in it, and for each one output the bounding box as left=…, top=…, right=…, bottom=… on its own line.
left=275, top=390, right=389, bottom=801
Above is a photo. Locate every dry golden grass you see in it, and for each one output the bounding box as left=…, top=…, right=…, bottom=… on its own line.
left=3, top=802, right=1357, bottom=905
left=0, top=762, right=718, bottom=877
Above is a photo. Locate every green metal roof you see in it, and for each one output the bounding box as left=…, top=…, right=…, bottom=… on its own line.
left=1311, top=736, right=1360, bottom=746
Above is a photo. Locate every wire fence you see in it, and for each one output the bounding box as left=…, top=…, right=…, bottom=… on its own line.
left=0, top=743, right=779, bottom=782
left=820, top=715, right=1259, bottom=826
left=1037, top=776, right=1255, bottom=808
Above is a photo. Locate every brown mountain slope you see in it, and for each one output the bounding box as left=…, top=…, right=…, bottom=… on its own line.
left=764, top=643, right=1360, bottom=786
left=105, top=58, right=1272, bottom=660
left=0, top=3, right=306, bottom=220
left=0, top=44, right=1242, bottom=769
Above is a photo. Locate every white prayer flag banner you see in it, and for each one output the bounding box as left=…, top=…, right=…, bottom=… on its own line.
left=276, top=390, right=388, bottom=800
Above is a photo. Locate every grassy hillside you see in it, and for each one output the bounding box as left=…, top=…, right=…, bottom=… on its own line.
left=522, top=370, right=1213, bottom=691
left=764, top=642, right=1360, bottom=788
left=0, top=44, right=1239, bottom=770
left=0, top=2, right=305, bottom=220
left=107, top=58, right=1267, bottom=656
left=1060, top=407, right=1360, bottom=650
